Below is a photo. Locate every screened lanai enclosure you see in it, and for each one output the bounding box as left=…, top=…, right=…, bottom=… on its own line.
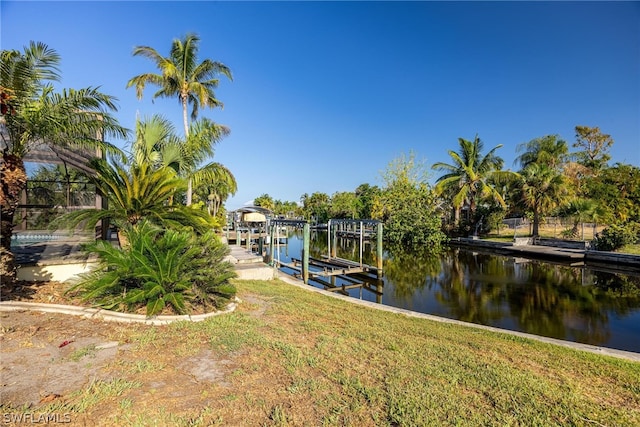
left=10, top=142, right=105, bottom=239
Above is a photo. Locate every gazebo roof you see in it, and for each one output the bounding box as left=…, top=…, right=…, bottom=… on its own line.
left=231, top=206, right=273, bottom=216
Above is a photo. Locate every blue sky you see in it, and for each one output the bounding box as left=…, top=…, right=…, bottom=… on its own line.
left=3, top=1, right=639, bottom=209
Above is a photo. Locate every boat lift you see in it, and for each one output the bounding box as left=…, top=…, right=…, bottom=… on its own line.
left=267, top=218, right=384, bottom=285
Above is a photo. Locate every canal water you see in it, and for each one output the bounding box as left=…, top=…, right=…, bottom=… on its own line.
left=270, top=231, right=640, bottom=353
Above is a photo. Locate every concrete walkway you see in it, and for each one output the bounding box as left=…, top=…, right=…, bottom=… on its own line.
left=450, top=237, right=640, bottom=269
left=225, top=245, right=276, bottom=280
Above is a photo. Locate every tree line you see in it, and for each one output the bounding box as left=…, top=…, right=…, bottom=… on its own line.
left=2, top=35, right=639, bottom=290
left=254, top=130, right=640, bottom=252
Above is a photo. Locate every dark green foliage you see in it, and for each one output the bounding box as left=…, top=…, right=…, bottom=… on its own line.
left=584, top=163, right=640, bottom=224
left=594, top=223, right=640, bottom=252
left=480, top=206, right=507, bottom=235
left=68, top=221, right=236, bottom=316
left=432, top=135, right=511, bottom=228
left=375, top=182, right=446, bottom=249
left=355, top=183, right=380, bottom=219
left=300, top=192, right=331, bottom=223
left=374, top=153, right=446, bottom=250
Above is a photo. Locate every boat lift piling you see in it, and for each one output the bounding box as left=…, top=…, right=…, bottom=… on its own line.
left=268, top=218, right=383, bottom=285
left=327, top=219, right=383, bottom=279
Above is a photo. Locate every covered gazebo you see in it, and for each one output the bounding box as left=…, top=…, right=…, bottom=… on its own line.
left=228, top=206, right=273, bottom=231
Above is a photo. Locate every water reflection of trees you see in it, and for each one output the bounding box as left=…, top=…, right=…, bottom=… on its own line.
left=386, top=249, right=638, bottom=347
left=383, top=246, right=441, bottom=299
left=505, top=260, right=611, bottom=345
left=427, top=250, right=509, bottom=325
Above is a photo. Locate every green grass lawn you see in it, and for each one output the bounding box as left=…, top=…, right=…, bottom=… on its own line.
left=619, top=243, right=640, bottom=255
left=23, top=278, right=639, bottom=426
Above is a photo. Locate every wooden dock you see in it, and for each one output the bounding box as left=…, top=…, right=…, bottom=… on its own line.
left=287, top=256, right=380, bottom=278
left=280, top=256, right=382, bottom=297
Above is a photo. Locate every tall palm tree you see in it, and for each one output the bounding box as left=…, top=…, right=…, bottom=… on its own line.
left=432, top=135, right=513, bottom=226
left=130, top=115, right=236, bottom=208
left=1, top=41, right=128, bottom=281
left=512, top=163, right=572, bottom=237
left=513, top=135, right=574, bottom=237
left=515, top=134, right=569, bottom=170
left=126, top=33, right=232, bottom=205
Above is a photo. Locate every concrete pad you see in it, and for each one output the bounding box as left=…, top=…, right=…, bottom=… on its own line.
left=234, top=264, right=276, bottom=280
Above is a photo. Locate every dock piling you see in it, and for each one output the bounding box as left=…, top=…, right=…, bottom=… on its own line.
left=303, top=223, right=310, bottom=284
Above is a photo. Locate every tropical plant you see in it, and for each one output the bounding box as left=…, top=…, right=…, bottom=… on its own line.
left=372, top=152, right=446, bottom=250
left=254, top=193, right=275, bottom=211
left=512, top=163, right=572, bottom=237
left=130, top=115, right=237, bottom=208
left=273, top=200, right=300, bottom=218
left=129, top=114, right=180, bottom=168
left=197, top=179, right=236, bottom=221
left=330, top=191, right=358, bottom=219
left=557, top=198, right=602, bottom=239
left=126, top=33, right=232, bottom=205
left=594, top=223, right=639, bottom=252
left=172, top=118, right=236, bottom=206
left=355, top=183, right=380, bottom=219
left=1, top=41, right=128, bottom=282
left=300, top=192, right=331, bottom=223
left=432, top=135, right=513, bottom=229
left=513, top=135, right=574, bottom=237
left=55, top=157, right=214, bottom=234
left=584, top=163, right=640, bottom=224
left=67, top=221, right=236, bottom=316
left=515, top=134, right=570, bottom=170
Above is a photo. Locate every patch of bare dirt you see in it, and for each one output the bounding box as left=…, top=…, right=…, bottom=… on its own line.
left=0, top=281, right=261, bottom=417
left=0, top=310, right=123, bottom=406
left=1, top=280, right=84, bottom=306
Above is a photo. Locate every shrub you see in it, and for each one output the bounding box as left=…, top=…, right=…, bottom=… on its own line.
left=68, top=221, right=236, bottom=316
left=594, top=223, right=639, bottom=252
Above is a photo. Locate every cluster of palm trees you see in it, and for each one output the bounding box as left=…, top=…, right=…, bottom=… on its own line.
left=0, top=34, right=237, bottom=283
left=432, top=132, right=611, bottom=238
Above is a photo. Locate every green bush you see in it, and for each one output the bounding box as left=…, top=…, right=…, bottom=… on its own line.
left=594, top=223, right=639, bottom=252
left=68, top=221, right=236, bottom=316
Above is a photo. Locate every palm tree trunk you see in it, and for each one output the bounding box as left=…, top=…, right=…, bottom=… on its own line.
left=182, top=97, right=190, bottom=138
left=187, top=178, right=193, bottom=206
left=1, top=154, right=28, bottom=283
left=532, top=209, right=540, bottom=237
left=181, top=96, right=193, bottom=206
